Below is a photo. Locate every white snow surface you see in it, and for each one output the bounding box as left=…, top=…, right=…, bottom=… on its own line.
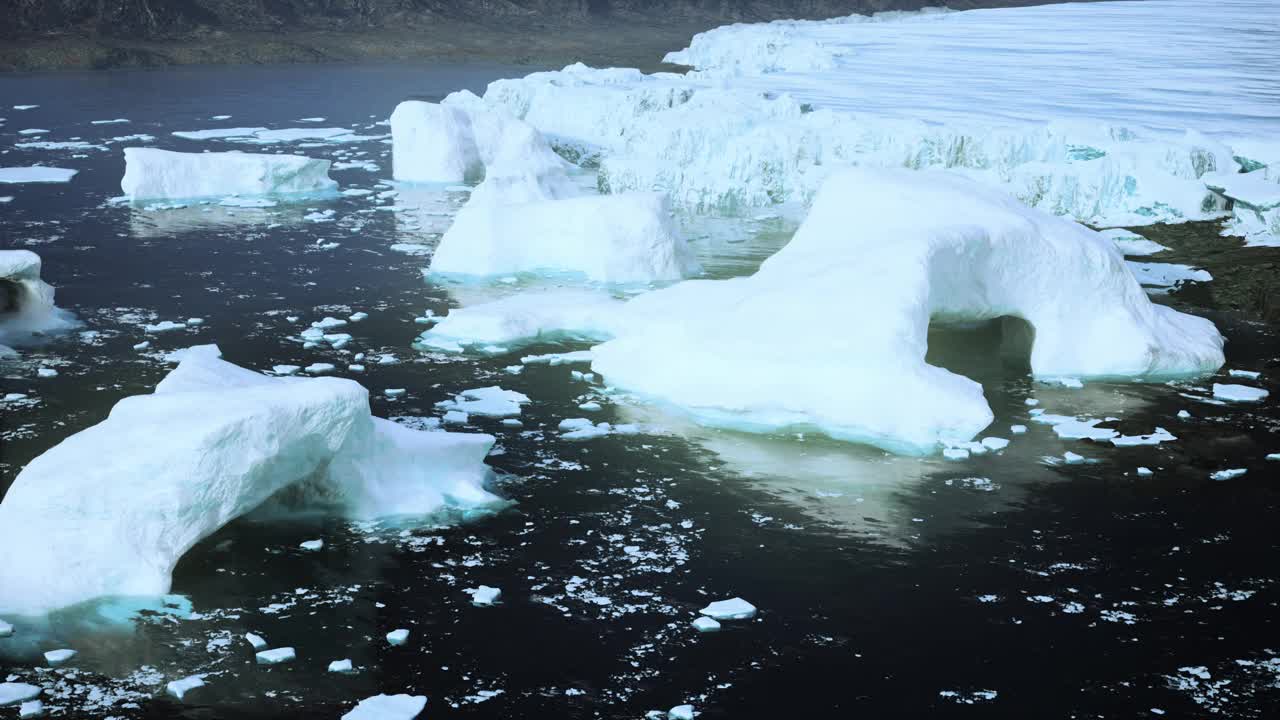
left=478, top=0, right=1280, bottom=241
left=120, top=148, right=337, bottom=202
left=0, top=250, right=78, bottom=348
left=342, top=694, right=428, bottom=720
left=0, top=352, right=502, bottom=615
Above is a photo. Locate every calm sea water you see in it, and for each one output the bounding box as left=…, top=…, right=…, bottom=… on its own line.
left=1, top=63, right=1279, bottom=719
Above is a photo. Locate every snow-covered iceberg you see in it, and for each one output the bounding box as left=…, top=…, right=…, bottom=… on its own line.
left=0, top=350, right=501, bottom=615
left=120, top=148, right=337, bottom=202
left=421, top=168, right=1224, bottom=454
left=0, top=250, right=77, bottom=350
left=394, top=95, right=699, bottom=283
left=474, top=0, right=1280, bottom=241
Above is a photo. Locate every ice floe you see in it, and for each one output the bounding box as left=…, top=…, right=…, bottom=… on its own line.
left=255, top=647, right=296, bottom=665
left=435, top=386, right=530, bottom=418
left=699, top=597, right=757, bottom=620
left=342, top=694, right=427, bottom=720
left=465, top=585, right=502, bottom=606
left=0, top=167, right=78, bottom=184
left=121, top=148, right=337, bottom=202
left=165, top=675, right=205, bottom=701
left=386, top=629, right=410, bottom=646
left=0, top=352, right=502, bottom=614
left=1212, top=383, right=1269, bottom=402
left=0, top=683, right=40, bottom=706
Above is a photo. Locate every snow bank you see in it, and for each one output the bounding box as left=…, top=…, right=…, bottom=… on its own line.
left=419, top=168, right=1224, bottom=454
left=430, top=191, right=699, bottom=283
left=0, top=250, right=78, bottom=348
left=0, top=352, right=501, bottom=615
left=477, top=0, right=1280, bottom=241
left=120, top=148, right=337, bottom=202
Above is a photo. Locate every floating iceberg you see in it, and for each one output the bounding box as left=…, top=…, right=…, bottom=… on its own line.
left=431, top=191, right=699, bottom=283
left=0, top=167, right=78, bottom=184
left=342, top=694, right=427, bottom=720
left=0, top=250, right=78, bottom=349
left=477, top=0, right=1280, bottom=241
left=419, top=168, right=1224, bottom=454
left=0, top=351, right=502, bottom=615
left=120, top=148, right=337, bottom=202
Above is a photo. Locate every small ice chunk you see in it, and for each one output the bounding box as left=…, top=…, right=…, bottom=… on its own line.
left=980, top=437, right=1009, bottom=451
left=312, top=316, right=348, bottom=329
left=43, top=648, right=76, bottom=666
left=349, top=312, right=368, bottom=322
left=578, top=401, right=603, bottom=412
left=377, top=354, right=398, bottom=365
left=942, top=447, right=969, bottom=461
left=1136, top=467, right=1154, bottom=476
left=144, top=320, right=187, bottom=333
left=342, top=694, right=427, bottom=720
left=558, top=418, right=594, bottom=433
left=1063, top=451, right=1085, bottom=464
left=668, top=705, right=695, bottom=720
left=1111, top=427, right=1176, bottom=447
left=300, top=539, right=324, bottom=551
left=501, top=419, right=523, bottom=428
left=18, top=700, right=44, bottom=718
left=1010, top=424, right=1027, bottom=434
left=0, top=683, right=40, bottom=706
left=1228, top=369, right=1261, bottom=380
left=186, top=318, right=205, bottom=326
left=1210, top=468, right=1247, bottom=481
left=1267, top=453, right=1280, bottom=462
left=1177, top=410, right=1191, bottom=419
left=133, top=341, right=151, bottom=351
left=0, top=619, right=11, bottom=637
left=0, top=167, right=77, bottom=184
left=166, top=675, right=206, bottom=701
left=699, top=597, right=757, bottom=620
left=691, top=616, right=721, bottom=632
left=1212, top=383, right=1269, bottom=402
left=245, top=633, right=268, bottom=650
left=443, top=410, right=468, bottom=424
left=272, top=365, right=301, bottom=376
left=386, top=629, right=410, bottom=646
left=36, top=367, right=57, bottom=378
left=255, top=647, right=296, bottom=664
left=305, top=363, right=336, bottom=374
left=465, top=586, right=501, bottom=606
left=329, top=658, right=355, bottom=673
left=385, top=388, right=406, bottom=398
left=348, top=364, right=365, bottom=373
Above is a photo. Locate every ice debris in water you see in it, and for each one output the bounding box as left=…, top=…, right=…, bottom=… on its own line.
left=699, top=597, right=757, bottom=620
left=121, top=148, right=337, bottom=202
left=256, top=647, right=296, bottom=665
left=246, top=633, right=268, bottom=650
left=165, top=675, right=206, bottom=701
left=691, top=616, right=721, bottom=632
left=1111, top=427, right=1177, bottom=447
left=328, top=659, right=355, bottom=674
left=0, top=683, right=40, bottom=706
left=18, top=700, right=43, bottom=719
left=342, top=694, right=427, bottom=720
left=0, top=618, right=12, bottom=636
left=436, top=386, right=530, bottom=418
left=668, top=704, right=696, bottom=720
left=1210, top=468, right=1248, bottom=481
left=386, top=629, right=410, bottom=646
left=0, top=351, right=501, bottom=614
left=465, top=586, right=502, bottom=606
left=300, top=539, right=324, bottom=551
left=0, top=167, right=77, bottom=184
left=43, top=649, right=76, bottom=666
left=1212, top=383, right=1269, bottom=402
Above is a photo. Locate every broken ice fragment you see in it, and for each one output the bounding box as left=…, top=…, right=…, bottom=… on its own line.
left=1010, top=424, right=1027, bottom=434
left=1136, top=467, right=1154, bottom=476
left=465, top=586, right=501, bottom=606
left=36, top=368, right=57, bottom=378
left=980, top=437, right=1009, bottom=451
left=668, top=704, right=695, bottom=720
left=1212, top=383, right=1269, bottom=402
left=699, top=597, right=756, bottom=620
left=942, top=447, right=969, bottom=461
left=386, top=629, right=410, bottom=646
left=166, top=675, right=206, bottom=701
left=18, top=700, right=43, bottom=719
left=43, top=648, right=76, bottom=666
left=349, top=312, right=368, bottom=322
left=300, top=539, right=324, bottom=551
left=342, top=694, right=427, bottom=720
left=304, top=363, right=335, bottom=374
left=1209, top=468, right=1247, bottom=481
left=385, top=388, right=406, bottom=398
left=1063, top=451, right=1085, bottom=464
left=245, top=633, right=268, bottom=650
left=255, top=647, right=296, bottom=664
left=272, top=365, right=301, bottom=376
left=691, top=616, right=721, bottom=632
left=0, top=683, right=40, bottom=706
left=328, top=658, right=355, bottom=673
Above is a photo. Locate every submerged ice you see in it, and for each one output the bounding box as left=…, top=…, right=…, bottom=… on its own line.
left=0, top=351, right=502, bottom=615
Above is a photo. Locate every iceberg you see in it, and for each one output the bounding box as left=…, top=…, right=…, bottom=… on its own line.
left=342, top=694, right=427, bottom=720
left=0, top=167, right=78, bottom=184
left=430, top=191, right=699, bottom=283
left=0, top=250, right=78, bottom=348
left=120, top=148, right=337, bottom=202
left=476, top=0, right=1280, bottom=241
left=0, top=351, right=502, bottom=615
left=419, top=168, right=1224, bottom=454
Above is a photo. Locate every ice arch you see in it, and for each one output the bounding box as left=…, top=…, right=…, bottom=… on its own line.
left=0, top=250, right=77, bottom=349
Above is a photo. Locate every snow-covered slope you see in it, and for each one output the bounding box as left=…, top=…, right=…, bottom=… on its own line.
left=477, top=0, right=1279, bottom=239
left=120, top=148, right=337, bottom=202
left=0, top=351, right=501, bottom=615
left=0, top=250, right=78, bottom=351
left=420, top=168, right=1225, bottom=454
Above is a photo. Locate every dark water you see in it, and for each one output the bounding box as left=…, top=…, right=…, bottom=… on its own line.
left=2, top=64, right=1279, bottom=719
